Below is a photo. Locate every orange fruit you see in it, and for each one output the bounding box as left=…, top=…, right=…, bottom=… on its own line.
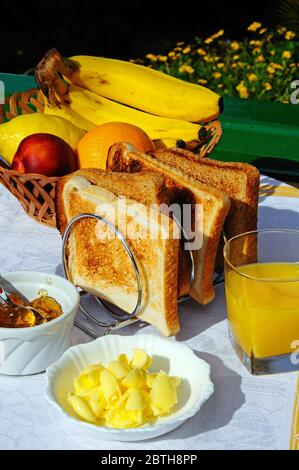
left=77, top=122, right=155, bottom=170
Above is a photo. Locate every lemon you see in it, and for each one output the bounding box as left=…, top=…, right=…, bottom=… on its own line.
left=0, top=113, right=85, bottom=164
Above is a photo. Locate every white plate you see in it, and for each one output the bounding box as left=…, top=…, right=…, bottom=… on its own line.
left=45, top=334, right=214, bottom=441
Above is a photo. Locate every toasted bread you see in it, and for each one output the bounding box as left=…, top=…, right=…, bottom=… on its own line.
left=57, top=169, right=190, bottom=298
left=151, top=148, right=260, bottom=264
left=151, top=147, right=260, bottom=241
left=107, top=143, right=231, bottom=305
left=56, top=174, right=180, bottom=337
left=56, top=169, right=171, bottom=235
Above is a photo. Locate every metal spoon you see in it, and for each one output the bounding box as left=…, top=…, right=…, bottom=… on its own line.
left=0, top=284, right=47, bottom=322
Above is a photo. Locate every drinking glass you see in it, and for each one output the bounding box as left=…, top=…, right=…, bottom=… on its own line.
left=224, top=229, right=299, bottom=375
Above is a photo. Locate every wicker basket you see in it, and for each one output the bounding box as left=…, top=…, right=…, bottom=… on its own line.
left=0, top=89, right=59, bottom=227
left=0, top=88, right=223, bottom=228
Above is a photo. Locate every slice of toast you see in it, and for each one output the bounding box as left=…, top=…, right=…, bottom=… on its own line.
left=57, top=169, right=190, bottom=299
left=151, top=148, right=260, bottom=265
left=56, top=174, right=180, bottom=337
left=107, top=143, right=231, bottom=305
left=56, top=169, right=171, bottom=235
left=151, top=147, right=260, bottom=241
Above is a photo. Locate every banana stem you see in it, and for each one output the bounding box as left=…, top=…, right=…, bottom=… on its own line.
left=35, top=48, right=74, bottom=107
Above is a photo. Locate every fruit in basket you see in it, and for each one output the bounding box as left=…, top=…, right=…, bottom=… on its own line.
left=77, top=122, right=155, bottom=170
left=0, top=113, right=85, bottom=165
left=40, top=85, right=203, bottom=142
left=44, top=101, right=95, bottom=132
left=11, top=133, right=77, bottom=177
left=35, top=49, right=222, bottom=123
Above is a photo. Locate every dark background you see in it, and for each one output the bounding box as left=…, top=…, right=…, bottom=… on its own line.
left=0, top=0, right=290, bottom=73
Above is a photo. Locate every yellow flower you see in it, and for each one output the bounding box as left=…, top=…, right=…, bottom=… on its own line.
left=263, top=82, right=272, bottom=91
left=176, top=41, right=185, bottom=46
left=213, top=71, right=222, bottom=79
left=197, top=48, right=206, bottom=56
left=233, top=54, right=240, bottom=60
left=285, top=31, right=296, bottom=40
left=198, top=78, right=208, bottom=85
left=179, top=64, right=194, bottom=74
left=256, top=54, right=264, bottom=62
left=157, top=55, right=168, bottom=62
left=232, top=63, right=237, bottom=69
left=215, top=29, right=224, bottom=37
left=282, top=50, right=292, bottom=59
left=231, top=41, right=240, bottom=50
left=217, top=62, right=225, bottom=68
left=174, top=47, right=182, bottom=52
left=182, top=46, right=191, bottom=54
left=250, top=40, right=263, bottom=47
left=218, top=83, right=224, bottom=88
left=168, top=51, right=176, bottom=58
left=203, top=55, right=213, bottom=62
left=270, top=50, right=275, bottom=56
left=248, top=22, right=262, bottom=32
left=236, top=81, right=249, bottom=98
left=253, top=47, right=261, bottom=54
left=204, top=37, right=214, bottom=44
left=146, top=54, right=157, bottom=61
left=277, top=26, right=287, bottom=34
left=259, top=28, right=267, bottom=34
left=272, top=63, right=283, bottom=70
left=267, top=65, right=275, bottom=74
left=248, top=73, right=258, bottom=82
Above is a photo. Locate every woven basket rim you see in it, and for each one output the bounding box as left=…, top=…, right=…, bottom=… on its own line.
left=0, top=166, right=60, bottom=180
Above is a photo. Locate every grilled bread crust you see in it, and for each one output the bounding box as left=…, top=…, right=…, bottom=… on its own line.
left=152, top=147, right=260, bottom=240
left=56, top=174, right=180, bottom=336
left=56, top=169, right=171, bottom=234
left=107, top=143, right=231, bottom=305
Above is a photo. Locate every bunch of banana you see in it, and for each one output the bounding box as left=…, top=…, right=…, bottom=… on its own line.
left=44, top=85, right=203, bottom=142
left=35, top=49, right=223, bottom=143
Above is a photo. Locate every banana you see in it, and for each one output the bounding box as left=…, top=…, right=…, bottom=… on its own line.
left=45, top=85, right=203, bottom=142
left=43, top=100, right=95, bottom=132
left=35, top=49, right=222, bottom=123
left=154, top=139, right=179, bottom=149
left=0, top=113, right=85, bottom=164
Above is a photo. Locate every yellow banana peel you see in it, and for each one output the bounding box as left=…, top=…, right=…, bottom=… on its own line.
left=35, top=49, right=222, bottom=124
left=64, top=55, right=222, bottom=123
left=46, top=85, right=203, bottom=142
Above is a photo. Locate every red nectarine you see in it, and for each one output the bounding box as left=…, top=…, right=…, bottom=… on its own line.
left=12, top=133, right=77, bottom=176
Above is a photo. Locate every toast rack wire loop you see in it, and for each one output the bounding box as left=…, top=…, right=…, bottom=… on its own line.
left=62, top=213, right=143, bottom=330
left=62, top=212, right=221, bottom=337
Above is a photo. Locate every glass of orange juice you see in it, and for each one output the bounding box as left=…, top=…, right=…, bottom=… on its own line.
left=224, top=229, right=299, bottom=375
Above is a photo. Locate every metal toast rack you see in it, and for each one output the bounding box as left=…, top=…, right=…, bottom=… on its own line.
left=62, top=213, right=224, bottom=338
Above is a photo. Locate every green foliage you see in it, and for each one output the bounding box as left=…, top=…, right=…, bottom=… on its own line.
left=135, top=22, right=298, bottom=103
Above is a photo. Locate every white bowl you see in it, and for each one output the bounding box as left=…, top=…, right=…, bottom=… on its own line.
left=0, top=271, right=79, bottom=376
left=45, top=334, right=214, bottom=442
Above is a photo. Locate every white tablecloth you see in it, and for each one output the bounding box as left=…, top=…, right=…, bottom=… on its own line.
left=0, top=174, right=298, bottom=450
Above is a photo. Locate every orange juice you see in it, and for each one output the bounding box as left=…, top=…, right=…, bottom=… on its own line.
left=225, top=263, right=299, bottom=358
